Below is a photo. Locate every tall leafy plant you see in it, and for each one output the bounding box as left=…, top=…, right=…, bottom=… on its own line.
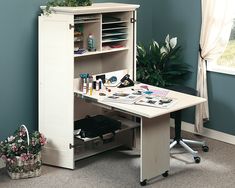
left=137, top=35, right=191, bottom=87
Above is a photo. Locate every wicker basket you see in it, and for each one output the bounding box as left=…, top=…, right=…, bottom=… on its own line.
left=6, top=125, right=42, bottom=180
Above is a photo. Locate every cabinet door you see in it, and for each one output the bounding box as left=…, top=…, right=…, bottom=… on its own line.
left=39, top=14, right=74, bottom=169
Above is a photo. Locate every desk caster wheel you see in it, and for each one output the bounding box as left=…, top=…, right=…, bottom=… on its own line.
left=140, top=180, right=147, bottom=186
left=194, top=156, right=201, bottom=163
left=202, top=145, right=209, bottom=152
left=162, top=171, right=168, bottom=177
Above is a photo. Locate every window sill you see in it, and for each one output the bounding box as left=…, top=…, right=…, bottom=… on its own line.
left=207, top=63, right=235, bottom=76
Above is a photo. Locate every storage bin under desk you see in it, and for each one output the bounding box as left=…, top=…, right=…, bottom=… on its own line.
left=74, top=117, right=139, bottom=161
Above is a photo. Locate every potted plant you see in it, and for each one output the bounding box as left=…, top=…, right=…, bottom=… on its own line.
left=0, top=125, right=46, bottom=179
left=136, top=35, right=191, bottom=88
left=45, top=0, right=93, bottom=14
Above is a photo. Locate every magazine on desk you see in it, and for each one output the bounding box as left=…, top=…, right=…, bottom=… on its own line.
left=135, top=96, right=177, bottom=109
left=102, top=92, right=143, bottom=104
left=102, top=91, right=177, bottom=108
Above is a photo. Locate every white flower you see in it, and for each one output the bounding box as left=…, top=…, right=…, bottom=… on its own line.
left=170, top=37, right=177, bottom=49
left=153, top=41, right=159, bottom=48
left=18, top=139, right=23, bottom=143
left=160, top=46, right=168, bottom=55
left=7, top=136, right=15, bottom=142
left=165, top=34, right=170, bottom=50
left=165, top=34, right=170, bottom=44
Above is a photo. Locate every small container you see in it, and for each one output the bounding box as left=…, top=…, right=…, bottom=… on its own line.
left=98, top=79, right=103, bottom=90
left=87, top=34, right=96, bottom=52
left=83, top=80, right=87, bottom=94
left=92, top=81, right=96, bottom=90
left=77, top=77, right=83, bottom=91
left=88, top=82, right=93, bottom=95
left=96, top=80, right=100, bottom=91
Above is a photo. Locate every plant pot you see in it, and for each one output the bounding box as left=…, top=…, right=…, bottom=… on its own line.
left=6, top=152, right=42, bottom=180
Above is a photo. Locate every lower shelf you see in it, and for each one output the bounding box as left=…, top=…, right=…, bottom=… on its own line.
left=74, top=116, right=139, bottom=161
left=74, top=142, right=122, bottom=161
left=74, top=116, right=139, bottom=142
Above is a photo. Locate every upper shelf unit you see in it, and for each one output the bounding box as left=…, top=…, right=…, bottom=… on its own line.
left=73, top=11, right=134, bottom=57
left=40, top=3, right=139, bottom=57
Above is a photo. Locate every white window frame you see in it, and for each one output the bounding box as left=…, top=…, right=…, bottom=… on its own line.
left=207, top=61, right=235, bottom=75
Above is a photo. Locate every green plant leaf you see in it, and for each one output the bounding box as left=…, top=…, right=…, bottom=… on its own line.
left=136, top=35, right=191, bottom=87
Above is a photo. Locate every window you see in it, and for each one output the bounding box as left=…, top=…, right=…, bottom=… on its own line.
left=207, top=13, right=235, bottom=75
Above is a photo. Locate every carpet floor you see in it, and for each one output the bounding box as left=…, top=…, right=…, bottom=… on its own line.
left=1, top=130, right=235, bottom=188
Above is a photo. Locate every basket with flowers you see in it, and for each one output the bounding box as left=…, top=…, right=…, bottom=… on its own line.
left=0, top=125, right=46, bottom=179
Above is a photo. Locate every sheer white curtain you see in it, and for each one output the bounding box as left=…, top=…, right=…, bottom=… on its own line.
left=195, top=0, right=235, bottom=133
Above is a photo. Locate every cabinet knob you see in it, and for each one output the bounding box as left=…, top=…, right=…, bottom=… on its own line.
left=130, top=18, right=136, bottom=23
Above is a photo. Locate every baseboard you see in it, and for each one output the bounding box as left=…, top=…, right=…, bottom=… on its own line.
left=170, top=119, right=235, bottom=145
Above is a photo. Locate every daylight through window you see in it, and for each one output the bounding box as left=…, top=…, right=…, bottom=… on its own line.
left=217, top=16, right=235, bottom=67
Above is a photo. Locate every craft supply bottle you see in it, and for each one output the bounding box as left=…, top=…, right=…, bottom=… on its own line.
left=83, top=79, right=87, bottom=94
left=92, top=81, right=96, bottom=90
left=98, top=79, right=103, bottom=90
left=96, top=80, right=99, bottom=91
left=88, top=76, right=93, bottom=95
left=89, top=82, right=93, bottom=95
left=87, top=34, right=96, bottom=52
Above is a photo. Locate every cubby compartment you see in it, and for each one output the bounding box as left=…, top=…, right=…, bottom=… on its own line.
left=74, top=14, right=101, bottom=55
left=102, top=12, right=133, bottom=52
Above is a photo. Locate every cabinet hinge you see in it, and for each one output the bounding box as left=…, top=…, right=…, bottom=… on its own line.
left=69, top=24, right=74, bottom=30
left=130, top=18, right=136, bottom=23
left=69, top=143, right=74, bottom=149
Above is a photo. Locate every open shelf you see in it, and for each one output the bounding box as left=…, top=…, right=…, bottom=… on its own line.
left=74, top=116, right=140, bottom=142
left=102, top=26, right=128, bottom=31
left=74, top=47, right=128, bottom=57
left=102, top=38, right=127, bottom=43
left=75, top=19, right=100, bottom=24
left=102, top=32, right=127, bottom=37
left=74, top=115, right=139, bottom=161
left=102, top=20, right=129, bottom=25
left=74, top=141, right=122, bottom=161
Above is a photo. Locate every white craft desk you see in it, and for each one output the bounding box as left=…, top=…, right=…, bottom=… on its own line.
left=74, top=83, right=206, bottom=185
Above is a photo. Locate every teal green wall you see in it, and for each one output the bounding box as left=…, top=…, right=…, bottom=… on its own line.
left=0, top=0, right=47, bottom=140
left=152, top=0, right=201, bottom=125
left=206, top=73, right=235, bottom=134
left=1, top=0, right=235, bottom=140
left=152, top=0, right=235, bottom=135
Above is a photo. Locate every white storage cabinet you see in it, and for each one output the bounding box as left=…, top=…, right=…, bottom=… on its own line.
left=38, top=3, right=140, bottom=169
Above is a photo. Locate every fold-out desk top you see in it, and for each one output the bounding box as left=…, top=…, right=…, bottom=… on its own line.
left=74, top=82, right=206, bottom=118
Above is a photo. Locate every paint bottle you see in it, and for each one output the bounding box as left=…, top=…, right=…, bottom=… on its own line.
left=98, top=79, right=103, bottom=90
left=87, top=34, right=96, bottom=52
left=83, top=79, right=87, bottom=94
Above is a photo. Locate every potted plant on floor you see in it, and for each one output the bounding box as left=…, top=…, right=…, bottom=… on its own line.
left=136, top=35, right=191, bottom=88
left=0, top=125, right=46, bottom=179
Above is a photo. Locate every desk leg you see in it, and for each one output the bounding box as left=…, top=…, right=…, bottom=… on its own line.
left=140, top=114, right=170, bottom=183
